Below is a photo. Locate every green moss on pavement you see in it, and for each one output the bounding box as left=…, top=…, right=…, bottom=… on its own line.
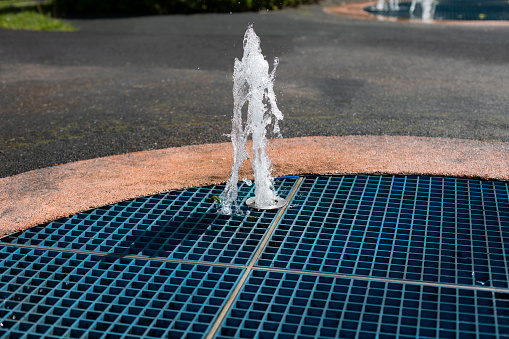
left=0, top=11, right=76, bottom=31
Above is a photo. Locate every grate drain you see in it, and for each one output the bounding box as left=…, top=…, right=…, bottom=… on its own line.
left=1, top=179, right=297, bottom=266
left=1, top=175, right=508, bottom=338
left=218, top=270, right=509, bottom=339
left=0, top=248, right=243, bottom=339
left=259, top=176, right=509, bottom=288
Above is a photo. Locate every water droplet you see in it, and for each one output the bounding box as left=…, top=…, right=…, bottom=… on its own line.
left=0, top=322, right=3, bottom=327
left=242, top=177, right=253, bottom=186
left=11, top=315, right=15, bottom=320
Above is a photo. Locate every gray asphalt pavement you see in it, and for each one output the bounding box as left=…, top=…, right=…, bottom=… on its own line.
left=1, top=0, right=508, bottom=177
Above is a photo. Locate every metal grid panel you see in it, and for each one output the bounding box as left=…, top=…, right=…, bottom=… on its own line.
left=1, top=178, right=297, bottom=265
left=258, top=175, right=509, bottom=288
left=1, top=175, right=509, bottom=338
left=216, top=269, right=509, bottom=339
left=0, top=246, right=243, bottom=339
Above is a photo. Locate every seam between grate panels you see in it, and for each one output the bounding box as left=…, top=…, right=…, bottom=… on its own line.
left=254, top=266, right=509, bottom=294
left=3, top=239, right=508, bottom=295
left=205, top=176, right=305, bottom=339
left=0, top=242, right=250, bottom=271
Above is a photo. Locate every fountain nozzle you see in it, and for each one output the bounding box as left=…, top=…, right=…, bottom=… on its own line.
left=245, top=197, right=287, bottom=210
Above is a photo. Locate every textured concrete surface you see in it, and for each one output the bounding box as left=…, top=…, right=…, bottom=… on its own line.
left=1, top=135, right=507, bottom=236
left=1, top=0, right=509, bottom=177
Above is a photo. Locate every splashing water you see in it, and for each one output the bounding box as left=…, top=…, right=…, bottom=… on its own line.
left=375, top=0, right=434, bottom=20
left=409, top=0, right=436, bottom=20
left=220, top=24, right=284, bottom=215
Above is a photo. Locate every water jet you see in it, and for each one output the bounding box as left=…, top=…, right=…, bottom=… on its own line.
left=220, top=24, right=286, bottom=214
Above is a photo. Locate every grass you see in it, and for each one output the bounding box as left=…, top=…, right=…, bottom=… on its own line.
left=0, top=10, right=76, bottom=31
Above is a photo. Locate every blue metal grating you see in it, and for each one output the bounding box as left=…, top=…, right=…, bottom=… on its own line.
left=258, top=175, right=509, bottom=288
left=0, top=246, right=243, bottom=339
left=217, top=270, right=509, bottom=339
left=1, top=175, right=509, bottom=338
left=1, top=179, right=297, bottom=265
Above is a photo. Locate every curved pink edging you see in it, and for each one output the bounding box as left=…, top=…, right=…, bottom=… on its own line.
left=1, top=135, right=508, bottom=236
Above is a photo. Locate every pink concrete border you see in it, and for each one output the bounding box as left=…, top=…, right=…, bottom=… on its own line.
left=1, top=135, right=508, bottom=236
left=324, top=2, right=509, bottom=26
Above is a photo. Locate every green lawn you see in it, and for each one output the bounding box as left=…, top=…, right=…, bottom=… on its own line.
left=0, top=10, right=76, bottom=31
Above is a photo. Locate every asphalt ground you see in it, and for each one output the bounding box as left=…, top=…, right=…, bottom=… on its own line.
left=1, top=0, right=508, bottom=178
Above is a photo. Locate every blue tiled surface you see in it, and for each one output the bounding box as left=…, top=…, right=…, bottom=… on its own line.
left=1, top=175, right=509, bottom=338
